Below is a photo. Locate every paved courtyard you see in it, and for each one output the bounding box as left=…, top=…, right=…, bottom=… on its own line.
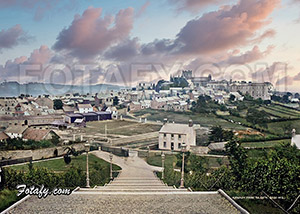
left=6, top=151, right=242, bottom=214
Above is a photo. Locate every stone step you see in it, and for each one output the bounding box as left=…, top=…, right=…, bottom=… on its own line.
left=107, top=184, right=166, bottom=186
left=112, top=179, right=161, bottom=182
left=78, top=189, right=188, bottom=192
left=97, top=186, right=175, bottom=190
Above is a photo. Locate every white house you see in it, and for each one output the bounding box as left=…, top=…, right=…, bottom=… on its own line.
left=291, top=129, right=300, bottom=149
left=5, top=126, right=28, bottom=139
left=77, top=104, right=93, bottom=113
left=158, top=120, right=196, bottom=151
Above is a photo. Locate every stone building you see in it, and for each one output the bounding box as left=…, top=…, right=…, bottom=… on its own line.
left=230, top=82, right=273, bottom=100
left=158, top=120, right=196, bottom=151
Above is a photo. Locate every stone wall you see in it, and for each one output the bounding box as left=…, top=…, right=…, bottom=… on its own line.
left=0, top=143, right=86, bottom=161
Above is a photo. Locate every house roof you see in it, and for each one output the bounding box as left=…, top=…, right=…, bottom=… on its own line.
left=5, top=125, right=28, bottom=134
left=23, top=128, right=57, bottom=141
left=208, top=142, right=228, bottom=151
left=159, top=123, right=193, bottom=134
left=63, top=106, right=77, bottom=112
left=77, top=104, right=92, bottom=109
left=0, top=132, right=9, bottom=140
left=74, top=118, right=84, bottom=123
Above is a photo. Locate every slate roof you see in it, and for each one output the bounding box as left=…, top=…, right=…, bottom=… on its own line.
left=5, top=125, right=28, bottom=134
left=0, top=132, right=9, bottom=140
left=159, top=123, right=193, bottom=134
left=77, top=104, right=92, bottom=109
left=22, top=128, right=57, bottom=141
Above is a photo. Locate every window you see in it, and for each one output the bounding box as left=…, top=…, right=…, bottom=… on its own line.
left=178, top=143, right=181, bottom=148
left=163, top=142, right=166, bottom=147
left=171, top=134, right=174, bottom=138
left=164, top=133, right=166, bottom=137
left=178, top=134, right=181, bottom=139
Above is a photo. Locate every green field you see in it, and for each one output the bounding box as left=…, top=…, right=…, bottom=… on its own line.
left=241, top=139, right=290, bottom=148
left=146, top=154, right=177, bottom=168
left=9, top=154, right=121, bottom=172
left=267, top=119, right=300, bottom=135
left=134, top=109, right=247, bottom=130
left=84, top=120, right=161, bottom=136
left=146, top=154, right=229, bottom=169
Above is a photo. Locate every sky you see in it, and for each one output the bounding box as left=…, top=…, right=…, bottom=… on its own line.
left=0, top=0, right=300, bottom=91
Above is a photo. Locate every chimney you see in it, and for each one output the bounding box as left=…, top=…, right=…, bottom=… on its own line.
left=292, top=129, right=296, bottom=137
left=188, top=119, right=193, bottom=127
left=163, top=118, right=168, bottom=125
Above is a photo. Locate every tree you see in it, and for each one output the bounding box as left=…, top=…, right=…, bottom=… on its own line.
left=113, top=96, right=119, bottom=106
left=51, top=135, right=60, bottom=146
left=53, top=99, right=63, bottom=110
left=246, top=108, right=270, bottom=128
left=229, top=94, right=236, bottom=102
left=209, top=126, right=234, bottom=142
left=225, top=139, right=248, bottom=182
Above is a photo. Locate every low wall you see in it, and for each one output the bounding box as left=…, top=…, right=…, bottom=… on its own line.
left=0, top=143, right=86, bottom=165
left=101, top=144, right=129, bottom=157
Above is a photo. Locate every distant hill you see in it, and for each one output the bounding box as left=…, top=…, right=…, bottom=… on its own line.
left=0, top=82, right=126, bottom=97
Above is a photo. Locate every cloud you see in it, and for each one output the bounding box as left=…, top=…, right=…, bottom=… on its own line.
left=0, top=0, right=78, bottom=21
left=293, top=72, right=300, bottom=81
left=0, top=45, right=52, bottom=81
left=251, top=29, right=276, bottom=44
left=136, top=1, right=150, bottom=18
left=0, top=25, right=32, bottom=51
left=28, top=45, right=52, bottom=64
left=276, top=75, right=294, bottom=85
left=126, top=0, right=279, bottom=58
left=168, top=0, right=226, bottom=13
left=223, top=45, right=274, bottom=65
left=173, top=0, right=280, bottom=55
left=53, top=7, right=135, bottom=60
left=104, top=38, right=140, bottom=61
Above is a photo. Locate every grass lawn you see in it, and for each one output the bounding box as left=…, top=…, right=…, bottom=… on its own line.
left=9, top=154, right=121, bottom=173
left=84, top=120, right=161, bottom=136
left=267, top=119, right=300, bottom=136
left=241, top=139, right=290, bottom=148
left=146, top=154, right=177, bottom=168
left=134, top=109, right=247, bottom=130
left=146, top=154, right=229, bottom=169
left=0, top=189, right=21, bottom=212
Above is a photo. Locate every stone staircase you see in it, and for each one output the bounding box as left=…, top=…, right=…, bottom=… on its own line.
left=6, top=150, right=246, bottom=214
left=91, top=177, right=187, bottom=192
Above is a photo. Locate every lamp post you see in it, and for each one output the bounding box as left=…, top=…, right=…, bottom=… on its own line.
left=85, top=143, right=90, bottom=188
left=109, top=152, right=113, bottom=180
left=161, top=152, right=165, bottom=180
left=180, top=143, right=187, bottom=188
